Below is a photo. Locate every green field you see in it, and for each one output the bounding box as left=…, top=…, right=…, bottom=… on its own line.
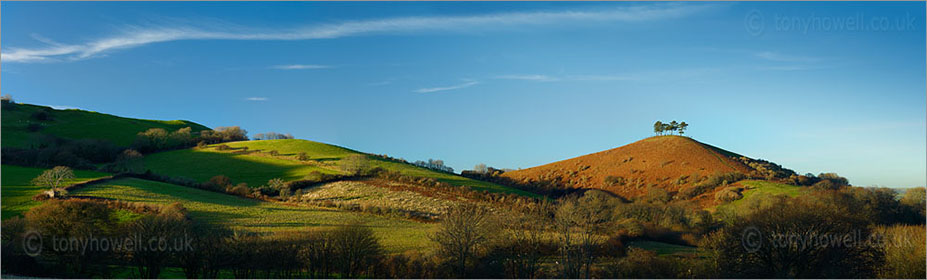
left=737, top=180, right=805, bottom=202
left=713, top=180, right=806, bottom=214
left=1, top=103, right=209, bottom=148
left=626, top=240, right=698, bottom=256
left=0, top=165, right=111, bottom=219
left=73, top=177, right=436, bottom=253
left=144, top=139, right=540, bottom=197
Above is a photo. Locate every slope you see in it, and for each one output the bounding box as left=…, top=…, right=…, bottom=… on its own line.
left=0, top=165, right=111, bottom=219
left=501, top=136, right=756, bottom=199
left=1, top=102, right=209, bottom=148
left=72, top=177, right=437, bottom=253
left=143, top=139, right=541, bottom=198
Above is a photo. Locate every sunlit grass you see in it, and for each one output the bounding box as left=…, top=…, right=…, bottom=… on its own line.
left=1, top=165, right=110, bottom=219
left=73, top=177, right=437, bottom=253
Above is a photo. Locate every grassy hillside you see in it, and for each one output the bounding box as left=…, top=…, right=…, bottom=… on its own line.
left=733, top=180, right=806, bottom=205
left=143, top=139, right=540, bottom=197
left=1, top=102, right=209, bottom=148
left=502, top=135, right=755, bottom=199
left=73, top=177, right=436, bottom=253
left=0, top=165, right=110, bottom=219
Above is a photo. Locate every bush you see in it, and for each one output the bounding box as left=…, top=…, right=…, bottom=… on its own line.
left=714, top=186, right=744, bottom=202
left=227, top=183, right=250, bottom=196
left=875, top=225, right=926, bottom=279
left=330, top=225, right=383, bottom=278
left=603, top=248, right=679, bottom=278
left=679, top=172, right=746, bottom=199
left=604, top=175, right=626, bottom=186
left=703, top=196, right=883, bottom=278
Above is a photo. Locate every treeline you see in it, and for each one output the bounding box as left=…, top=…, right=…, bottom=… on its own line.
left=0, top=199, right=393, bottom=278
left=412, top=159, right=454, bottom=173
left=252, top=132, right=294, bottom=140
left=1, top=125, right=248, bottom=171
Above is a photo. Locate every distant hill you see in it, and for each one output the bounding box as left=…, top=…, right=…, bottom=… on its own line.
left=143, top=139, right=542, bottom=198
left=501, top=136, right=761, bottom=199
left=1, top=102, right=209, bottom=148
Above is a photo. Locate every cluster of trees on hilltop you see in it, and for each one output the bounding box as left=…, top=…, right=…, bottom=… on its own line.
left=653, top=120, right=688, bottom=135
left=412, top=159, right=454, bottom=173
left=252, top=132, right=294, bottom=140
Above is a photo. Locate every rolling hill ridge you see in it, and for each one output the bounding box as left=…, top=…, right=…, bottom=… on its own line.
left=1, top=102, right=209, bottom=148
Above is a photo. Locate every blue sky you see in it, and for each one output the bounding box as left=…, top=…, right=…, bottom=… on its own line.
left=2, top=2, right=924, bottom=187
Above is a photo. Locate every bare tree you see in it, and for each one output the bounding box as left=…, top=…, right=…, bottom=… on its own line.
left=431, top=204, right=499, bottom=277
left=474, top=163, right=489, bottom=174
left=31, top=166, right=75, bottom=190
left=556, top=191, right=615, bottom=278
left=340, top=154, right=369, bottom=176
left=330, top=225, right=382, bottom=278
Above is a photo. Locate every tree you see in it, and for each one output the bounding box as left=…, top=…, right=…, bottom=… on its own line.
left=653, top=121, right=664, bottom=135
left=668, top=121, right=679, bottom=135
left=432, top=204, right=499, bottom=277
left=703, top=196, right=883, bottom=278
left=31, top=166, right=75, bottom=190
left=556, top=191, right=616, bottom=278
left=25, top=199, right=117, bottom=276
left=340, top=154, right=369, bottom=176
left=678, top=121, right=689, bottom=135
left=266, top=178, right=287, bottom=196
left=330, top=225, right=382, bottom=278
left=124, top=213, right=189, bottom=278
left=474, top=163, right=489, bottom=174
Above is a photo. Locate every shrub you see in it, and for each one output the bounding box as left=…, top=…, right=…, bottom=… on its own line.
left=875, top=225, right=926, bottom=279
left=330, top=225, right=383, bottom=278
left=703, top=196, right=883, bottom=278
left=604, top=175, right=626, bottom=186
left=679, top=172, right=746, bottom=199
left=227, top=183, right=250, bottom=196
left=216, top=144, right=231, bottom=151
left=714, top=186, right=744, bottom=202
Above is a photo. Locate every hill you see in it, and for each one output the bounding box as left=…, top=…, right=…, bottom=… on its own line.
left=501, top=136, right=759, bottom=199
left=1, top=102, right=209, bottom=148
left=143, top=139, right=541, bottom=198
left=0, top=165, right=110, bottom=219
left=71, top=177, right=436, bottom=253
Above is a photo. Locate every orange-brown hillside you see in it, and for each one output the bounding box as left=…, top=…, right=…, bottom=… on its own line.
left=501, top=136, right=757, bottom=200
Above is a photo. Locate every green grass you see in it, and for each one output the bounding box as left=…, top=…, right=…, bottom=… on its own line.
left=626, top=240, right=697, bottom=256
left=142, top=147, right=338, bottom=188
left=73, top=177, right=436, bottom=253
left=1, top=103, right=209, bottom=148
left=145, top=139, right=541, bottom=198
left=737, top=180, right=805, bottom=202
left=1, top=165, right=111, bottom=220
left=713, top=180, right=807, bottom=215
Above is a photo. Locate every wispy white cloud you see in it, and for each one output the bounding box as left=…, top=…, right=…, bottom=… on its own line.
left=495, top=74, right=560, bottom=82
left=245, top=97, right=268, bottom=101
left=2, top=3, right=715, bottom=63
left=270, top=64, right=331, bottom=70
left=414, top=80, right=479, bottom=93
left=754, top=51, right=820, bottom=63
